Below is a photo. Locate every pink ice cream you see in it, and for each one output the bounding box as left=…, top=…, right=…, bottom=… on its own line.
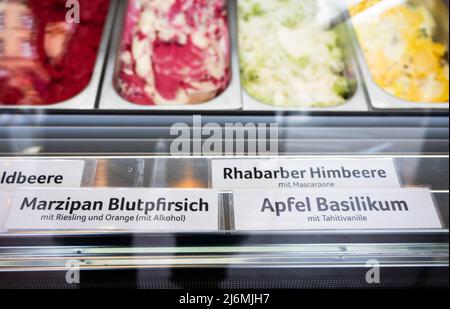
left=116, top=0, right=231, bottom=106
left=0, top=0, right=110, bottom=105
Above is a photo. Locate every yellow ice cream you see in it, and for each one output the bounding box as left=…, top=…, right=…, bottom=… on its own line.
left=349, top=0, right=382, bottom=16
left=351, top=0, right=449, bottom=103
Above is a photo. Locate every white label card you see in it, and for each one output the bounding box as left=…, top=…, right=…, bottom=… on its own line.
left=0, top=160, right=85, bottom=188
left=0, top=192, right=9, bottom=232
left=5, top=189, right=219, bottom=231
left=233, top=189, right=442, bottom=231
left=211, top=159, right=401, bottom=190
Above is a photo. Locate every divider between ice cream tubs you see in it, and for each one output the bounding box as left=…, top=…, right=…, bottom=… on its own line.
left=0, top=0, right=118, bottom=110
left=99, top=0, right=242, bottom=111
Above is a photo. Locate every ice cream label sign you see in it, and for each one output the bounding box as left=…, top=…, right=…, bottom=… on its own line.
left=0, top=160, right=85, bottom=188
left=233, top=188, right=443, bottom=231
left=4, top=189, right=219, bottom=231
left=211, top=158, right=401, bottom=190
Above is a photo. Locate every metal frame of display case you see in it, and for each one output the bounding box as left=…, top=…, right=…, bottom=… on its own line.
left=0, top=113, right=448, bottom=155
left=0, top=137, right=449, bottom=288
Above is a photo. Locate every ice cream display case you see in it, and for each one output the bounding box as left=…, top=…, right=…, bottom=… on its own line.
left=0, top=0, right=449, bottom=289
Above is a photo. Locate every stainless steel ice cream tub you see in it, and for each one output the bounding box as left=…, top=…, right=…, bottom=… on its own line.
left=0, top=0, right=117, bottom=110
left=348, top=0, right=449, bottom=110
left=238, top=0, right=370, bottom=112
left=100, top=0, right=242, bottom=110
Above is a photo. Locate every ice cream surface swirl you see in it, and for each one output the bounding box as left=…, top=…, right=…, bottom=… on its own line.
left=117, top=0, right=231, bottom=106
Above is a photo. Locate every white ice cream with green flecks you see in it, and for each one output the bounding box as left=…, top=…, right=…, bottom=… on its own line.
left=238, top=0, right=352, bottom=107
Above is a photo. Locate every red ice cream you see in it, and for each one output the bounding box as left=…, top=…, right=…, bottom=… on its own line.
left=0, top=0, right=110, bottom=105
left=116, top=0, right=231, bottom=106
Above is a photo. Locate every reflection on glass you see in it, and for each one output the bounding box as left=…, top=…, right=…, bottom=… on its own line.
left=168, top=163, right=206, bottom=189
left=0, top=0, right=110, bottom=106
